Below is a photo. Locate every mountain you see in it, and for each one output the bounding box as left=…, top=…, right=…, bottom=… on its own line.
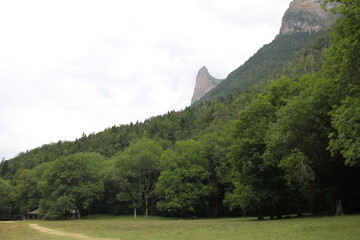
left=2, top=0, right=359, bottom=220
left=193, top=33, right=321, bottom=105
left=280, top=0, right=338, bottom=34
left=192, top=0, right=337, bottom=105
left=191, top=66, right=222, bottom=105
left=2, top=0, right=338, bottom=172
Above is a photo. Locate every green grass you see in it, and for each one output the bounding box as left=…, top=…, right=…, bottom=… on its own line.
left=0, top=221, right=66, bottom=240
left=1, top=214, right=360, bottom=240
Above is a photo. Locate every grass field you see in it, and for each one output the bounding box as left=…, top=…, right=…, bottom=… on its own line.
left=1, top=214, right=360, bottom=240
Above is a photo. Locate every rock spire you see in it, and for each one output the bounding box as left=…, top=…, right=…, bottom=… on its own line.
left=191, top=66, right=222, bottom=105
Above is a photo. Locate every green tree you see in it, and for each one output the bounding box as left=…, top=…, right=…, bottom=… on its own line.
left=100, top=158, right=126, bottom=215
left=12, top=168, right=40, bottom=215
left=38, top=153, right=104, bottom=218
left=11, top=162, right=51, bottom=215
left=0, top=159, right=11, bottom=179
left=155, top=140, right=211, bottom=217
left=228, top=93, right=281, bottom=220
left=279, top=149, right=314, bottom=216
left=329, top=97, right=360, bottom=166
left=199, top=122, right=235, bottom=216
left=324, top=0, right=360, bottom=91
left=264, top=74, right=342, bottom=214
left=113, top=138, right=163, bottom=217
left=116, top=179, right=142, bottom=218
left=228, top=77, right=314, bottom=219
left=324, top=0, right=360, bottom=167
left=0, top=178, right=13, bottom=219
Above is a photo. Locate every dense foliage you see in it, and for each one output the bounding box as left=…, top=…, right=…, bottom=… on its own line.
left=1, top=0, right=359, bottom=220
left=38, top=153, right=104, bottom=218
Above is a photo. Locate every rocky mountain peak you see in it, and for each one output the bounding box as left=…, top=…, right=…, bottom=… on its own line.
left=190, top=0, right=338, bottom=105
left=191, top=66, right=222, bottom=105
left=279, top=0, right=338, bottom=35
left=198, top=66, right=209, bottom=74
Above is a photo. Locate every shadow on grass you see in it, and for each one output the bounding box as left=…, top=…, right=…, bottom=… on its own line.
left=81, top=214, right=181, bottom=221
left=237, top=213, right=342, bottom=222
left=80, top=213, right=342, bottom=223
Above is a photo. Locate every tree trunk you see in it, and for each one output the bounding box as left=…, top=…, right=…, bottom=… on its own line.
left=142, top=178, right=151, bottom=217
left=242, top=210, right=247, bottom=218
left=296, top=192, right=303, bottom=217
left=212, top=199, right=216, bottom=216
left=144, top=194, right=148, bottom=217
left=335, top=200, right=344, bottom=216
left=212, top=198, right=219, bottom=217
left=134, top=207, right=137, bottom=218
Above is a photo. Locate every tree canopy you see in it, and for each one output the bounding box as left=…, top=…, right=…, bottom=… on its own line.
left=38, top=153, right=104, bottom=218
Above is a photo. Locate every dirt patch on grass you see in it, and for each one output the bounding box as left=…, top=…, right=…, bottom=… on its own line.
left=29, top=224, right=113, bottom=240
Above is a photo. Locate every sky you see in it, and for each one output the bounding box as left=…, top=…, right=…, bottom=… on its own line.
left=0, top=0, right=292, bottom=160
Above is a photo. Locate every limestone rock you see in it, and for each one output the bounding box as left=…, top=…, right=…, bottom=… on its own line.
left=279, top=0, right=338, bottom=35
left=191, top=66, right=222, bottom=105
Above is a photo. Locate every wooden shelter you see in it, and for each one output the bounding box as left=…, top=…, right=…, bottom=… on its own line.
left=24, top=208, right=80, bottom=220
left=25, top=209, right=40, bottom=220
left=69, top=209, right=80, bottom=219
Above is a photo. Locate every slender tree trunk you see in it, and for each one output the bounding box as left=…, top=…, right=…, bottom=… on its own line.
left=269, top=206, right=275, bottom=220
left=212, top=199, right=219, bottom=217
left=296, top=191, right=303, bottom=217
left=144, top=194, right=148, bottom=217
left=134, top=207, right=137, bottom=218
left=142, top=177, right=151, bottom=217
left=335, top=200, right=344, bottom=216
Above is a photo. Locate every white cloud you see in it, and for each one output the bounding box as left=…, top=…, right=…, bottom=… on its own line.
left=0, top=0, right=291, bottom=159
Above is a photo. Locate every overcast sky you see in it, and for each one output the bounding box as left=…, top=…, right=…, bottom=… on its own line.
left=0, top=0, right=291, bottom=160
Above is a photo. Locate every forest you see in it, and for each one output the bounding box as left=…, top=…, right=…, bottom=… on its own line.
left=0, top=0, right=359, bottom=220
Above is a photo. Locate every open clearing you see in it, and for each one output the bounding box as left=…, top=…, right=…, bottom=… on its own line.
left=29, top=223, right=112, bottom=240
left=1, top=214, right=360, bottom=240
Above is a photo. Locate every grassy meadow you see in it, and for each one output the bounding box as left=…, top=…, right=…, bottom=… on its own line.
left=1, top=214, right=360, bottom=240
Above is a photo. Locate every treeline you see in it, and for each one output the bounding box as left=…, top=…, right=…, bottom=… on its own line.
left=0, top=99, right=240, bottom=177
left=1, top=0, right=359, bottom=220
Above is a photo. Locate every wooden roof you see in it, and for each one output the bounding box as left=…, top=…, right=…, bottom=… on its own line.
left=27, top=209, right=39, bottom=214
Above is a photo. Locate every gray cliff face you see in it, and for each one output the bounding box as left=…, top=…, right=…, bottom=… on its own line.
left=280, top=0, right=338, bottom=35
left=191, top=66, right=222, bottom=105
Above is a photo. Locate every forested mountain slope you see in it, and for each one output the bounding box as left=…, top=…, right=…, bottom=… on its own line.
left=195, top=32, right=322, bottom=105
left=194, top=0, right=337, bottom=105
left=1, top=0, right=359, bottom=221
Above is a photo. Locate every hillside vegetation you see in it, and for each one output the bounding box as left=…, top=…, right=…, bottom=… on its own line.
left=0, top=0, right=359, bottom=220
left=196, top=31, right=322, bottom=104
